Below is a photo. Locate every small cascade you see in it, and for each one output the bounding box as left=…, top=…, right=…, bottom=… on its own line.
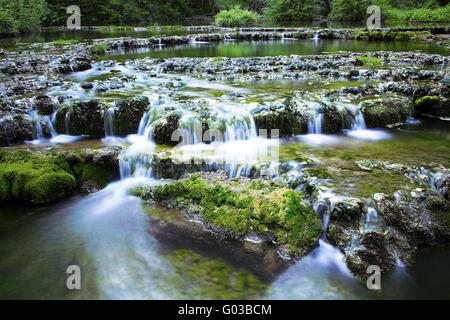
left=308, top=113, right=323, bottom=134
left=347, top=109, right=391, bottom=141
left=104, top=107, right=116, bottom=137
left=45, top=115, right=58, bottom=137
left=311, top=31, right=320, bottom=40
left=364, top=207, right=378, bottom=231
left=65, top=112, right=71, bottom=134
left=27, top=107, right=44, bottom=141
left=224, top=116, right=256, bottom=143
left=351, top=110, right=367, bottom=131
left=178, top=115, right=202, bottom=146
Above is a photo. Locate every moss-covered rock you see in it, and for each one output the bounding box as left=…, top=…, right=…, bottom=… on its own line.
left=0, top=150, right=76, bottom=204
left=0, top=113, right=34, bottom=146
left=0, top=148, right=120, bottom=204
left=54, top=100, right=104, bottom=137
left=330, top=197, right=364, bottom=227
left=252, top=99, right=308, bottom=137
left=344, top=231, right=397, bottom=284
left=113, top=96, right=150, bottom=136
left=130, top=171, right=323, bottom=258
left=152, top=111, right=182, bottom=145
left=414, top=95, right=449, bottom=117
left=360, top=96, right=413, bottom=128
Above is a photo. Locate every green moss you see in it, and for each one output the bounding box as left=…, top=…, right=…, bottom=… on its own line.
left=356, top=56, right=382, bottom=67
left=0, top=150, right=76, bottom=204
left=76, top=163, right=108, bottom=188
left=89, top=44, right=107, bottom=56
left=166, top=249, right=266, bottom=299
left=305, top=167, right=331, bottom=179
left=131, top=173, right=322, bottom=255
left=415, top=95, right=440, bottom=109
left=52, top=39, right=78, bottom=46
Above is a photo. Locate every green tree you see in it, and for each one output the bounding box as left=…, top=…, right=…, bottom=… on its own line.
left=263, top=0, right=317, bottom=21
left=328, top=0, right=369, bottom=22
left=0, top=0, right=48, bottom=33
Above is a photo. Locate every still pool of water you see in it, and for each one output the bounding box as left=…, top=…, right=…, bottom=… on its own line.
left=0, top=29, right=211, bottom=51
left=105, top=39, right=450, bottom=60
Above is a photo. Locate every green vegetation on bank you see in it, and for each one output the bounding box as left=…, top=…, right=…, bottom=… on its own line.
left=215, top=6, right=258, bottom=27
left=130, top=173, right=323, bottom=256
left=1, top=0, right=449, bottom=34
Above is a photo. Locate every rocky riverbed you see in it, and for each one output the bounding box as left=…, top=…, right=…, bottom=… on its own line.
left=0, top=29, right=449, bottom=296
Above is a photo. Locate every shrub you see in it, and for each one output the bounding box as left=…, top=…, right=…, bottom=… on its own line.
left=215, top=6, right=258, bottom=27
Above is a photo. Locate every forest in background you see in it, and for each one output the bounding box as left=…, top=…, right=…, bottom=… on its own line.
left=0, top=0, right=449, bottom=34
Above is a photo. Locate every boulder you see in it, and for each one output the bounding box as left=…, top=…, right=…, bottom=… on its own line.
left=54, top=100, right=104, bottom=137
left=360, top=96, right=413, bottom=128
left=113, top=96, right=150, bottom=136
left=252, top=99, right=308, bottom=137
left=414, top=95, right=449, bottom=118
left=34, top=95, right=58, bottom=116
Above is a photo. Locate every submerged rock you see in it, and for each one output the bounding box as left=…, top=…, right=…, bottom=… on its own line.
left=130, top=171, right=323, bottom=259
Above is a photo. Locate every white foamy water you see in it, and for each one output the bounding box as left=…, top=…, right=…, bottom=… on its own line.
left=297, top=134, right=341, bottom=145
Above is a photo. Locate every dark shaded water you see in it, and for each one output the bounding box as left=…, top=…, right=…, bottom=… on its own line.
left=1, top=184, right=449, bottom=299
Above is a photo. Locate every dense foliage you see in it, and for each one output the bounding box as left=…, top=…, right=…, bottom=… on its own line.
left=263, top=0, right=317, bottom=22
left=328, top=0, right=370, bottom=22
left=0, top=0, right=48, bottom=33
left=0, top=0, right=448, bottom=33
left=215, top=5, right=259, bottom=26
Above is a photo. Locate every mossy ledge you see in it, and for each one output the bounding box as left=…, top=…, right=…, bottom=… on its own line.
left=130, top=171, right=323, bottom=259
left=0, top=148, right=120, bottom=205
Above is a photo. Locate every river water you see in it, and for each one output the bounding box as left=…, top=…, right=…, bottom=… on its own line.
left=0, top=32, right=449, bottom=299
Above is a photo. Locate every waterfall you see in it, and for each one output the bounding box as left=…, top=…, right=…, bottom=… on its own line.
left=27, top=109, right=44, bottom=140
left=65, top=112, right=70, bottom=134
left=311, top=31, right=319, bottom=40
left=104, top=108, right=115, bottom=137
left=347, top=109, right=390, bottom=141
left=351, top=110, right=367, bottom=131
left=45, top=115, right=58, bottom=137
left=364, top=207, right=378, bottom=231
